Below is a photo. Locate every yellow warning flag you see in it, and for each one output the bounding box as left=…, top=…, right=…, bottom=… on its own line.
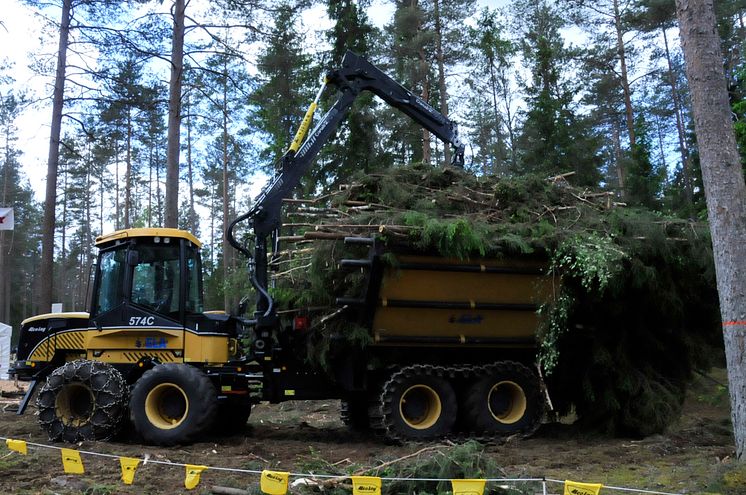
left=351, top=475, right=381, bottom=495
left=260, top=469, right=289, bottom=495
left=564, top=480, right=604, bottom=495
left=5, top=439, right=27, bottom=455
left=119, top=457, right=140, bottom=485
left=451, top=478, right=486, bottom=495
left=61, top=448, right=84, bottom=474
left=184, top=464, right=208, bottom=490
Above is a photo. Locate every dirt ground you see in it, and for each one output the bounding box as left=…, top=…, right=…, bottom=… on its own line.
left=0, top=371, right=743, bottom=495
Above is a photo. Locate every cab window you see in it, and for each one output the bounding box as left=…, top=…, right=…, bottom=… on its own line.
left=130, top=244, right=181, bottom=318
left=95, top=248, right=127, bottom=315
left=185, top=245, right=204, bottom=314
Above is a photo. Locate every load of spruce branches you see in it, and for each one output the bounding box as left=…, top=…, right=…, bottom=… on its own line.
left=271, top=163, right=721, bottom=436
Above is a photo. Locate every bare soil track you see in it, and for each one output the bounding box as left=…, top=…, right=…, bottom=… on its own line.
left=0, top=371, right=743, bottom=495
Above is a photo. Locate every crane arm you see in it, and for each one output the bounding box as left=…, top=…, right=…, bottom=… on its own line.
left=228, top=50, right=465, bottom=323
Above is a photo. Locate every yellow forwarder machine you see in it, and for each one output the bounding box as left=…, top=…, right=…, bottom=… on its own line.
left=11, top=52, right=549, bottom=445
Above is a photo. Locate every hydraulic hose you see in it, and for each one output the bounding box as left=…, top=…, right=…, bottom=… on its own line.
left=226, top=207, right=274, bottom=318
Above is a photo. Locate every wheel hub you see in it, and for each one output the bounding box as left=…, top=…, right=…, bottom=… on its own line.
left=55, top=382, right=94, bottom=427
left=145, top=383, right=189, bottom=429
left=488, top=381, right=527, bottom=424
left=399, top=384, right=442, bottom=430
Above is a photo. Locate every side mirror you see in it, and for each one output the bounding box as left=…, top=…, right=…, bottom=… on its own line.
left=127, top=250, right=139, bottom=266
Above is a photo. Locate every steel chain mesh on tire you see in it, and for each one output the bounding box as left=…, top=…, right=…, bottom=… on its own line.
left=369, top=363, right=455, bottom=443
left=37, top=360, right=128, bottom=442
left=462, top=361, right=544, bottom=438
left=368, top=362, right=544, bottom=444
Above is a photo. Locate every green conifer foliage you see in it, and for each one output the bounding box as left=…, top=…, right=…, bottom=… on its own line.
left=314, top=0, right=378, bottom=188
left=466, top=8, right=517, bottom=174
left=626, top=113, right=666, bottom=208
left=250, top=3, right=315, bottom=168
left=272, top=164, right=720, bottom=436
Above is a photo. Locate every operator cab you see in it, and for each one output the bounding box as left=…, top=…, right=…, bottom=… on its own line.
left=92, top=228, right=236, bottom=338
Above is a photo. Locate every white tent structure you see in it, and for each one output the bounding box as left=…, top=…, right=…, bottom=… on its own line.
left=0, top=322, right=11, bottom=380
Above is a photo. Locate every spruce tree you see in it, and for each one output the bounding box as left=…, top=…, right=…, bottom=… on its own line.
left=467, top=7, right=517, bottom=173
left=250, top=3, right=315, bottom=169
left=316, top=0, right=378, bottom=186
left=386, top=0, right=435, bottom=164
left=627, top=113, right=665, bottom=207
left=514, top=0, right=602, bottom=185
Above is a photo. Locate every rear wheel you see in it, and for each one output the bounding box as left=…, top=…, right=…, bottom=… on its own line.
left=129, top=364, right=217, bottom=445
left=375, top=365, right=457, bottom=441
left=462, top=361, right=543, bottom=436
left=37, top=360, right=128, bottom=442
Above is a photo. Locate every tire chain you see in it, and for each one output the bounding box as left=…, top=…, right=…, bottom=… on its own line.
left=37, top=360, right=128, bottom=442
left=367, top=362, right=544, bottom=445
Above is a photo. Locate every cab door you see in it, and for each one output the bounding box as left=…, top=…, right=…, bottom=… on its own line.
left=88, top=240, right=185, bottom=365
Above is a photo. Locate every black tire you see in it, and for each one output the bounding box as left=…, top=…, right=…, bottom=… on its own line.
left=37, top=360, right=128, bottom=442
left=340, top=396, right=370, bottom=431
left=375, top=365, right=457, bottom=441
left=129, top=364, right=217, bottom=446
left=462, top=361, right=543, bottom=436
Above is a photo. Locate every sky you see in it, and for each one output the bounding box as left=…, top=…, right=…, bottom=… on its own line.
left=0, top=0, right=507, bottom=207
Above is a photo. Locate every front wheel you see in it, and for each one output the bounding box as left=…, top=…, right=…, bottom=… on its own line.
left=462, top=361, right=543, bottom=436
left=37, top=360, right=128, bottom=442
left=129, top=364, right=217, bottom=445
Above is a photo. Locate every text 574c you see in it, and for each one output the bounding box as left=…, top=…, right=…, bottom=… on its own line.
left=129, top=316, right=155, bottom=326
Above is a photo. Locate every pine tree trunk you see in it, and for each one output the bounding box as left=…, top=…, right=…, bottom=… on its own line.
left=83, top=146, right=92, bottom=308
left=612, top=119, right=625, bottom=192
left=185, top=93, right=197, bottom=234
left=115, top=141, right=120, bottom=230
left=210, top=181, right=215, bottom=274
left=222, top=58, right=232, bottom=312
left=99, top=152, right=104, bottom=235
left=501, top=77, right=516, bottom=168
left=488, top=61, right=505, bottom=172
left=125, top=109, right=132, bottom=229
left=59, top=165, right=68, bottom=309
left=662, top=27, right=694, bottom=206
left=676, top=0, right=746, bottom=460
left=165, top=0, right=185, bottom=228
left=148, top=148, right=153, bottom=227
left=613, top=0, right=635, bottom=197
left=433, top=0, right=450, bottom=166
left=419, top=51, right=431, bottom=165
left=39, top=0, right=72, bottom=314
left=156, top=144, right=163, bottom=225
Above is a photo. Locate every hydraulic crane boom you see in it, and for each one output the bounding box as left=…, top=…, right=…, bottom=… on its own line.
left=227, top=51, right=465, bottom=330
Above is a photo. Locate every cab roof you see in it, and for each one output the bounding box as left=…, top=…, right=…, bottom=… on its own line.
left=95, top=228, right=202, bottom=249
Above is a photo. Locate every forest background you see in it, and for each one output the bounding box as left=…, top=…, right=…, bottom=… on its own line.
left=0, top=0, right=744, bottom=337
